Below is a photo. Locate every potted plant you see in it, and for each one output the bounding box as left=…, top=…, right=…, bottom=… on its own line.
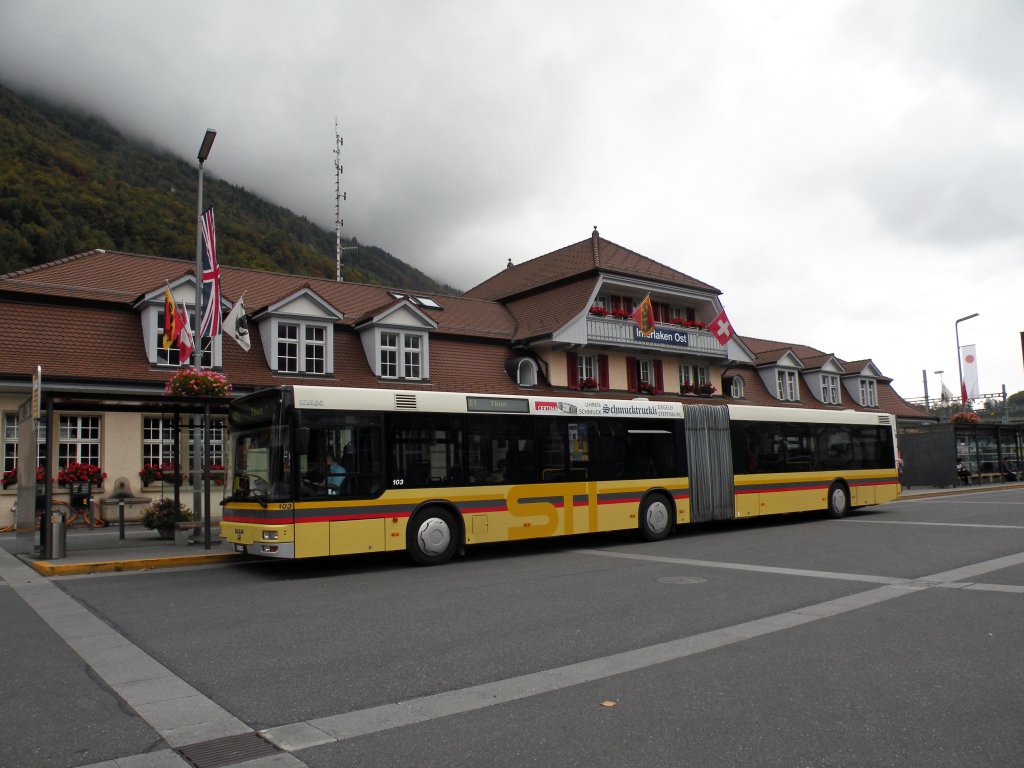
left=579, top=376, right=598, bottom=390
left=611, top=308, right=631, bottom=320
left=637, top=380, right=655, bottom=395
left=695, top=382, right=717, bottom=397
left=950, top=412, right=980, bottom=425
left=589, top=306, right=609, bottom=317
left=165, top=367, right=231, bottom=397
left=140, top=497, right=193, bottom=539
left=680, top=381, right=696, bottom=396
left=1, top=468, right=15, bottom=490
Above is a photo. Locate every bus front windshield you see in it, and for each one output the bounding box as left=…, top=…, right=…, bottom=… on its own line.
left=229, top=425, right=291, bottom=503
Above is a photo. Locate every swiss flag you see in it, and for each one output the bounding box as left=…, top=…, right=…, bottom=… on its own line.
left=710, top=309, right=734, bottom=346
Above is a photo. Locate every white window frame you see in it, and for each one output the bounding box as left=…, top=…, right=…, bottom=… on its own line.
left=403, top=334, right=422, bottom=379
left=378, top=330, right=427, bottom=381
left=821, top=374, right=841, bottom=405
left=638, top=359, right=652, bottom=387
left=679, top=363, right=709, bottom=389
left=578, top=355, right=596, bottom=383
left=142, top=417, right=177, bottom=470
left=155, top=305, right=212, bottom=368
left=776, top=370, right=798, bottom=401
left=273, top=319, right=331, bottom=375
left=730, top=376, right=745, bottom=399
left=58, top=415, right=101, bottom=470
left=860, top=379, right=878, bottom=407
left=185, top=418, right=226, bottom=482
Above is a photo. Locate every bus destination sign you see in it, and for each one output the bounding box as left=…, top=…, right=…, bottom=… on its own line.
left=466, top=396, right=530, bottom=414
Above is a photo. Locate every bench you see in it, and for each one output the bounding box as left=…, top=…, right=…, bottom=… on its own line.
left=173, top=519, right=222, bottom=546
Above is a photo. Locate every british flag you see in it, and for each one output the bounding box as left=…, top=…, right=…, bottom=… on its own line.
left=200, top=205, right=221, bottom=338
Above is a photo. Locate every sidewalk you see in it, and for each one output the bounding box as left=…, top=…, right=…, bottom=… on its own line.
left=3, top=482, right=1021, bottom=577
left=1, top=523, right=247, bottom=577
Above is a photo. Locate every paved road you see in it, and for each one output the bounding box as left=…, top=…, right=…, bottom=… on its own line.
left=2, top=488, right=1023, bottom=767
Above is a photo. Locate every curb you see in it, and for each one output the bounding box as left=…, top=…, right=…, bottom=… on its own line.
left=898, top=483, right=1024, bottom=501
left=26, top=552, right=245, bottom=576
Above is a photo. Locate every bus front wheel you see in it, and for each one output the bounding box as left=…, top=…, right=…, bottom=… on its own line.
left=407, top=507, right=459, bottom=566
left=824, top=482, right=850, bottom=519
left=639, top=493, right=674, bottom=542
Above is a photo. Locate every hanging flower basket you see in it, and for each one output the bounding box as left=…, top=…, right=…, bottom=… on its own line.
left=165, top=367, right=231, bottom=398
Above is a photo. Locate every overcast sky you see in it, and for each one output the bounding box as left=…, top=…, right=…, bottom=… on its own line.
left=2, top=0, right=1023, bottom=400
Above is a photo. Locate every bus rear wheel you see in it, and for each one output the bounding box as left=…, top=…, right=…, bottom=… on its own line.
left=407, top=507, right=459, bottom=566
left=639, top=493, right=674, bottom=541
left=824, top=482, right=850, bottom=519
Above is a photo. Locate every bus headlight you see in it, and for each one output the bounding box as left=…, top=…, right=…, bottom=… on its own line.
left=262, top=531, right=279, bottom=541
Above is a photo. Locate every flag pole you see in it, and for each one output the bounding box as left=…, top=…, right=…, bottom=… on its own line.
left=193, top=130, right=216, bottom=528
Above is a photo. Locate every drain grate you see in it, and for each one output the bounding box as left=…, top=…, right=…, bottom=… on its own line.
left=176, top=731, right=280, bottom=768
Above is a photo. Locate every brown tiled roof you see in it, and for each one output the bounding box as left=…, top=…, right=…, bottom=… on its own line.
left=0, top=250, right=516, bottom=341
left=505, top=277, right=600, bottom=342
left=463, top=233, right=719, bottom=301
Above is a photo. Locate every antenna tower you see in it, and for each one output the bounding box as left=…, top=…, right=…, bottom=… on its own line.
left=334, top=118, right=346, bottom=282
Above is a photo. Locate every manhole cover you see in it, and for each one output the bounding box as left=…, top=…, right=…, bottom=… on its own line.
left=657, top=575, right=707, bottom=585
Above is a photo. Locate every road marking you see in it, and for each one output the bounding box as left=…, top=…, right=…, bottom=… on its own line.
left=5, top=541, right=1023, bottom=764
left=0, top=547, right=273, bottom=768
left=841, top=518, right=1024, bottom=530
left=260, top=547, right=1024, bottom=751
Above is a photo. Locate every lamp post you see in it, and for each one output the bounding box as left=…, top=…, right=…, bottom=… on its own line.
left=955, top=313, right=979, bottom=410
left=193, top=130, right=216, bottom=528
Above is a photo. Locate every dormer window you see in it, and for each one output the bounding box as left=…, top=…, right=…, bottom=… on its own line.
left=821, top=374, right=841, bottom=405
left=155, top=305, right=212, bottom=367
left=357, top=298, right=436, bottom=382
left=777, top=370, right=798, bottom=401
left=272, top=320, right=330, bottom=374
left=860, top=379, right=878, bottom=407
left=729, top=375, right=745, bottom=399
left=252, top=288, right=341, bottom=376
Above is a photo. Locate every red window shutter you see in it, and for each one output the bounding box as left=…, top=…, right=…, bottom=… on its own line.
left=685, top=307, right=696, bottom=322
left=597, top=355, right=609, bottom=390
left=626, top=357, right=637, bottom=392
left=611, top=296, right=622, bottom=312
left=567, top=352, right=579, bottom=389
left=653, top=360, right=664, bottom=393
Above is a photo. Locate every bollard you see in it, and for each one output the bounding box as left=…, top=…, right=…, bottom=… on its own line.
left=50, top=511, right=67, bottom=559
left=118, top=497, right=125, bottom=540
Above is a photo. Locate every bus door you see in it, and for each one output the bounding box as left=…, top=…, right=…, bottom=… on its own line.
left=684, top=404, right=735, bottom=522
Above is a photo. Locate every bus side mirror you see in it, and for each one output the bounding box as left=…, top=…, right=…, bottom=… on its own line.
left=295, top=427, right=310, bottom=454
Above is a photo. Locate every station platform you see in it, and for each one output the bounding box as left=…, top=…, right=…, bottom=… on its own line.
left=1, top=523, right=248, bottom=577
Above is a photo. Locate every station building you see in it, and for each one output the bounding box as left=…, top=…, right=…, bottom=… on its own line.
left=0, top=228, right=930, bottom=524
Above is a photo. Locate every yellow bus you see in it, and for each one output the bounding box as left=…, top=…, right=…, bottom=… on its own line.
left=222, top=385, right=900, bottom=565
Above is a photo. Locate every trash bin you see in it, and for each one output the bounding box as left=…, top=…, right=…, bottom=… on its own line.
left=50, top=511, right=67, bottom=559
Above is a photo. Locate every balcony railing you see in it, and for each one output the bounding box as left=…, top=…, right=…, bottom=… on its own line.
left=586, top=316, right=727, bottom=358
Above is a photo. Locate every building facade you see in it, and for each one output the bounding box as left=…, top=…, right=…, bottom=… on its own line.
left=0, top=229, right=931, bottom=525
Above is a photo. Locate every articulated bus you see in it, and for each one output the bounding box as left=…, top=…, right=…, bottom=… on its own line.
left=222, top=385, right=900, bottom=564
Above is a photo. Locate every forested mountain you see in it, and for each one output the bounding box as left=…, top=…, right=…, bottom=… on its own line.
left=0, top=83, right=456, bottom=294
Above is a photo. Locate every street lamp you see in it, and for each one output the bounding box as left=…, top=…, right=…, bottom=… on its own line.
left=955, top=313, right=979, bottom=409
left=193, top=130, right=216, bottom=534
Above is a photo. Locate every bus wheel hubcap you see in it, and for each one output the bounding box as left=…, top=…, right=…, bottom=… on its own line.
left=418, top=518, right=451, bottom=556
left=647, top=501, right=669, bottom=533
left=832, top=489, right=846, bottom=514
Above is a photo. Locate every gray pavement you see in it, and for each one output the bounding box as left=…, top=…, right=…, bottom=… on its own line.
left=1, top=482, right=1022, bottom=767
